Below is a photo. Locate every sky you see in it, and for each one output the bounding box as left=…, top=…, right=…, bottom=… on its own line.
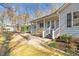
left=0, top=3, right=63, bottom=26
left=0, top=3, right=63, bottom=18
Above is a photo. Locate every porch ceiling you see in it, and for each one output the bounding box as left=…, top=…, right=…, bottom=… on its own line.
left=30, top=13, right=59, bottom=23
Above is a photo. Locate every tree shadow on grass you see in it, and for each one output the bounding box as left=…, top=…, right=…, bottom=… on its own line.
left=0, top=32, right=23, bottom=56
left=0, top=32, right=11, bottom=56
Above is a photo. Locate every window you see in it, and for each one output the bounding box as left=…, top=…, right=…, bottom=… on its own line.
left=39, top=23, right=43, bottom=28
left=47, top=21, right=50, bottom=28
left=73, top=11, right=79, bottom=26
left=67, top=13, right=72, bottom=27
left=51, top=21, right=54, bottom=29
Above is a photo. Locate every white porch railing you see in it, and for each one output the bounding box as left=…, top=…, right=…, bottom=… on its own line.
left=42, top=27, right=51, bottom=38
left=42, top=27, right=60, bottom=39
left=52, top=27, right=60, bottom=39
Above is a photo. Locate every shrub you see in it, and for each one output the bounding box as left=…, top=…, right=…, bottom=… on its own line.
left=73, top=50, right=79, bottom=56
left=59, top=34, right=72, bottom=43
left=65, top=43, right=77, bottom=55
left=21, top=24, right=30, bottom=33
left=48, top=41, right=57, bottom=48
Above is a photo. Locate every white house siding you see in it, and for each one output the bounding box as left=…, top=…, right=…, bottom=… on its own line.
left=59, top=3, right=79, bottom=37
left=31, top=24, right=36, bottom=33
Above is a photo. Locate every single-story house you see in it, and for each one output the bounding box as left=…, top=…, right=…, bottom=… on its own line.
left=30, top=3, right=79, bottom=39
left=30, top=10, right=59, bottom=39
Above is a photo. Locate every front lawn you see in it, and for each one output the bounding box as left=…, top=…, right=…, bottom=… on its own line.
left=0, top=33, right=67, bottom=56
left=10, top=44, right=59, bottom=56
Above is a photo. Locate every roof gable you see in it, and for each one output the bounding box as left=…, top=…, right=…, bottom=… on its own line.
left=57, top=3, right=71, bottom=13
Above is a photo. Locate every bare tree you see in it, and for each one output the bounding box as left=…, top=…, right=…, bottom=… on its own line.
left=34, top=3, right=42, bottom=18
left=14, top=4, right=30, bottom=32
left=23, top=4, right=30, bottom=25
left=0, top=12, right=5, bottom=33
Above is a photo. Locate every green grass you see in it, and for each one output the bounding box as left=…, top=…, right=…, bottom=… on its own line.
left=48, top=41, right=57, bottom=48
left=0, top=36, right=5, bottom=44
left=10, top=44, right=62, bottom=56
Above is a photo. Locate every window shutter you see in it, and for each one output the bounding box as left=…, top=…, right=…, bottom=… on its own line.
left=67, top=13, right=72, bottom=27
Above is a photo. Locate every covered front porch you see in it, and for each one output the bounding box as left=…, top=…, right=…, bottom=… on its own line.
left=30, top=13, right=59, bottom=39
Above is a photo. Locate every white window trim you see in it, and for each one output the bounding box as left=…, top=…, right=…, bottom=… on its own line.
left=71, top=12, right=73, bottom=27
left=67, top=12, right=72, bottom=28
left=72, top=11, right=79, bottom=27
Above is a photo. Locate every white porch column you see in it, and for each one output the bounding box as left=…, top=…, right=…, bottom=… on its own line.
left=50, top=20, right=52, bottom=29
left=49, top=20, right=52, bottom=34
left=52, top=20, right=56, bottom=39
left=52, top=29, right=55, bottom=39
left=43, top=19, right=45, bottom=38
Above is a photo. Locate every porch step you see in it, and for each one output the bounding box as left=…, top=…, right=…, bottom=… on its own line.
left=45, top=34, right=52, bottom=39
